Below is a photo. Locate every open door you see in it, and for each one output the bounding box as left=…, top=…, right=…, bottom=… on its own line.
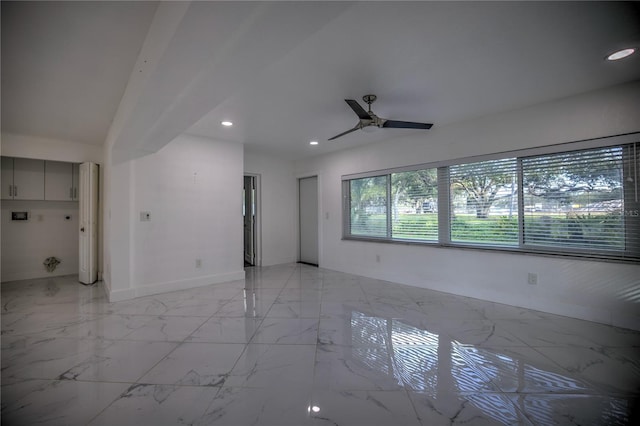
left=299, top=175, right=318, bottom=266
left=79, top=162, right=98, bottom=284
left=243, top=175, right=256, bottom=266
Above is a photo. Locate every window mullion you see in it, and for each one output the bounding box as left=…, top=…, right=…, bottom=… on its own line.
left=386, top=174, right=392, bottom=239
left=438, top=167, right=450, bottom=245
left=517, top=158, right=524, bottom=247
left=343, top=180, right=350, bottom=238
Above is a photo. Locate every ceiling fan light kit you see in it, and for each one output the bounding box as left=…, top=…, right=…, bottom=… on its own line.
left=328, top=94, right=433, bottom=141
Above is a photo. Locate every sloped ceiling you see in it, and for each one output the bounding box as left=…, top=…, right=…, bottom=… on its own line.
left=2, top=1, right=639, bottom=160
left=1, top=1, right=157, bottom=145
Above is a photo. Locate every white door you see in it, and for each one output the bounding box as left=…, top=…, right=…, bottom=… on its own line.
left=79, top=162, right=98, bottom=284
left=243, top=176, right=255, bottom=265
left=299, top=176, right=318, bottom=265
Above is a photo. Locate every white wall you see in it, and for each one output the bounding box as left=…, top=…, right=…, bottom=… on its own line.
left=294, top=81, right=640, bottom=330
left=1, top=200, right=79, bottom=282
left=1, top=133, right=103, bottom=164
left=244, top=149, right=297, bottom=266
left=105, top=134, right=245, bottom=301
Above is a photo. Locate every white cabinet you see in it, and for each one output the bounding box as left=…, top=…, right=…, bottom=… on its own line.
left=45, top=160, right=74, bottom=201
left=1, top=157, right=45, bottom=200
left=44, top=161, right=80, bottom=201
left=72, top=163, right=80, bottom=200
left=1, top=157, right=13, bottom=199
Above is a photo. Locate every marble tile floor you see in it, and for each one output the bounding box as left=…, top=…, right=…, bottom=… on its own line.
left=2, top=263, right=639, bottom=425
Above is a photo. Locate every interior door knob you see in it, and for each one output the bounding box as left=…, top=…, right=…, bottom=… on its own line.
left=80, top=227, right=85, bottom=232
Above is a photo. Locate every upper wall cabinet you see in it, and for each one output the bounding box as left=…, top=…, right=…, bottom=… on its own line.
left=72, top=163, right=80, bottom=201
left=1, top=157, right=13, bottom=199
left=44, top=160, right=75, bottom=201
left=1, top=157, right=45, bottom=200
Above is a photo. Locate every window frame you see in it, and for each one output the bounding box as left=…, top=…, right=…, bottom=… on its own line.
left=341, top=132, right=640, bottom=262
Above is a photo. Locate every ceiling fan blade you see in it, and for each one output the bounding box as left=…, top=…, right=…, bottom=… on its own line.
left=328, top=125, right=360, bottom=141
left=382, top=120, right=433, bottom=130
left=345, top=99, right=372, bottom=120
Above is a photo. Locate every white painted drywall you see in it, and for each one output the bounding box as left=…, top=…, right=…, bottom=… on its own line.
left=104, top=134, right=245, bottom=301
left=244, top=149, right=297, bottom=266
left=294, top=81, right=640, bottom=330
left=1, top=133, right=103, bottom=164
left=1, top=200, right=79, bottom=282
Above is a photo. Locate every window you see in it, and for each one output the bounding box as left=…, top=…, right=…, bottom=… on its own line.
left=449, top=158, right=518, bottom=245
left=342, top=134, right=640, bottom=261
left=522, top=146, right=625, bottom=252
left=349, top=175, right=388, bottom=237
left=391, top=169, right=438, bottom=241
left=345, top=169, right=439, bottom=242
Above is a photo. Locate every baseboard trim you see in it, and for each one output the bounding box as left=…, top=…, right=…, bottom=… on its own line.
left=106, top=270, right=246, bottom=302
left=1, top=268, right=79, bottom=283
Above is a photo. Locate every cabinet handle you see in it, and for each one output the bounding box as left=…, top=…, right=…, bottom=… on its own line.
left=14, top=186, right=17, bottom=197
left=9, top=185, right=12, bottom=197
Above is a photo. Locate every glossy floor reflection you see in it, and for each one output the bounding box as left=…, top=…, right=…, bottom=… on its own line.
left=2, top=264, right=639, bottom=425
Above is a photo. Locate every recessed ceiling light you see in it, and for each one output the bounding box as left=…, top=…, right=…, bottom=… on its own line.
left=309, top=141, right=318, bottom=145
left=606, top=48, right=635, bottom=61
left=221, top=121, right=233, bottom=127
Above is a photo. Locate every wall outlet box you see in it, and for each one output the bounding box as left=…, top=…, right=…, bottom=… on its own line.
left=527, top=273, right=538, bottom=285
left=195, top=259, right=202, bottom=268
left=140, top=211, right=151, bottom=222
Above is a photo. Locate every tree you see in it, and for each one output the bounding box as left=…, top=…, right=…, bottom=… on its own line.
left=523, top=147, right=623, bottom=211
left=450, top=159, right=516, bottom=218
left=391, top=169, right=437, bottom=218
left=350, top=176, right=387, bottom=214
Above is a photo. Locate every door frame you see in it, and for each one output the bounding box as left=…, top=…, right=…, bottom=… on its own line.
left=297, top=172, right=322, bottom=267
left=243, top=173, right=261, bottom=267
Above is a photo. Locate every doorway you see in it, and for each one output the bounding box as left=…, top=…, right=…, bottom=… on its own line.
left=298, top=175, right=318, bottom=266
left=243, top=175, right=257, bottom=266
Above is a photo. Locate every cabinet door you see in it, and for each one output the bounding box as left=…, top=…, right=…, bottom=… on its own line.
left=72, top=163, right=80, bottom=200
left=1, top=157, right=14, bottom=199
left=45, top=160, right=74, bottom=201
left=13, top=158, right=45, bottom=200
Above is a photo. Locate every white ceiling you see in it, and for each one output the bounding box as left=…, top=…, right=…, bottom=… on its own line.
left=2, top=1, right=639, bottom=160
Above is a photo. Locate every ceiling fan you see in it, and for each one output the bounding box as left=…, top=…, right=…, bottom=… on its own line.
left=328, top=94, right=433, bottom=141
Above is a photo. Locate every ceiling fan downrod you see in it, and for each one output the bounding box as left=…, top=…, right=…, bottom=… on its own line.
left=362, top=94, right=377, bottom=113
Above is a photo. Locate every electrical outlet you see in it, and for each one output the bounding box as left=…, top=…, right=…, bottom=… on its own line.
left=195, top=259, right=202, bottom=268
left=375, top=254, right=381, bottom=263
left=527, top=272, right=538, bottom=285
left=140, top=211, right=151, bottom=222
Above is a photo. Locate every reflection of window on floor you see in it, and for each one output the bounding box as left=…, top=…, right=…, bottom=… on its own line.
left=349, top=310, right=628, bottom=424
